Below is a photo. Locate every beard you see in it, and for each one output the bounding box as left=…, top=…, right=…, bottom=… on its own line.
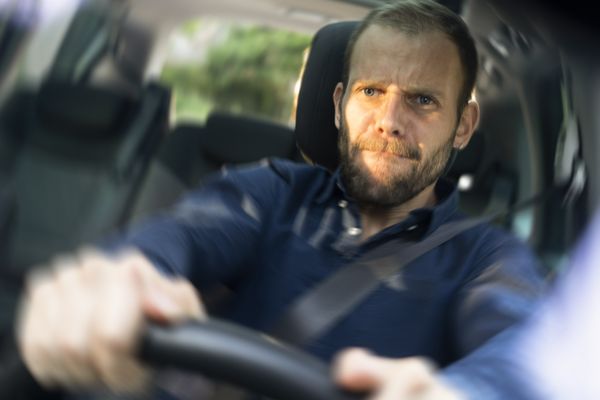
left=338, top=118, right=455, bottom=209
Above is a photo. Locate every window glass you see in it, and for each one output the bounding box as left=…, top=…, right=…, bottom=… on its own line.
left=160, top=19, right=311, bottom=125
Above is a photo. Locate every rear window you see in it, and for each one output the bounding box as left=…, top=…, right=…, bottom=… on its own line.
left=160, top=19, right=311, bottom=125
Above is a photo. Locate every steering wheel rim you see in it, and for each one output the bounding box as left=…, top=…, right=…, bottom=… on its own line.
left=140, top=318, right=361, bottom=400
left=1, top=318, right=361, bottom=400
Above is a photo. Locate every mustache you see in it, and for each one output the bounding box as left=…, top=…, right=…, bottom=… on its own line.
left=353, top=137, right=421, bottom=160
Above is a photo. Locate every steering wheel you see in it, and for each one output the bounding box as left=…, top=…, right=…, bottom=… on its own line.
left=1, top=318, right=362, bottom=400
left=141, top=319, right=361, bottom=400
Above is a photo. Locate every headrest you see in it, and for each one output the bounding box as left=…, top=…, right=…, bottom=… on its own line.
left=202, top=112, right=296, bottom=164
left=35, top=80, right=137, bottom=139
left=295, top=21, right=358, bottom=171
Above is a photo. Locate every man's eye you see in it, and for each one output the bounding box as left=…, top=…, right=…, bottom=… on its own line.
left=416, top=95, right=434, bottom=105
left=362, top=88, right=378, bottom=97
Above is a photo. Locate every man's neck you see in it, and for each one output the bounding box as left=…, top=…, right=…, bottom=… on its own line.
left=358, top=183, right=438, bottom=241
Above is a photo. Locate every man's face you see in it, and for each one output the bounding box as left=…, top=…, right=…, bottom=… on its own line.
left=334, top=25, right=475, bottom=207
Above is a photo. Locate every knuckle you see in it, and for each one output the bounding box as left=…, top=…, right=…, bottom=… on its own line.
left=93, top=328, right=129, bottom=354
left=332, top=348, right=369, bottom=375
left=21, top=335, right=57, bottom=383
left=78, top=245, right=99, bottom=254
left=79, top=255, right=100, bottom=273
left=411, top=356, right=435, bottom=373
left=120, top=248, right=152, bottom=270
left=50, top=252, right=77, bottom=268
left=55, top=265, right=81, bottom=288
left=58, top=335, right=89, bottom=364
left=78, top=246, right=104, bottom=262
left=26, top=281, right=58, bottom=320
left=92, top=354, right=150, bottom=393
left=28, top=279, right=52, bottom=303
left=78, top=248, right=116, bottom=275
left=343, top=347, right=369, bottom=363
left=394, top=357, right=433, bottom=381
left=21, top=335, right=45, bottom=364
left=175, top=279, right=204, bottom=315
left=89, top=352, right=114, bottom=388
left=26, top=269, right=53, bottom=297
left=177, top=279, right=198, bottom=299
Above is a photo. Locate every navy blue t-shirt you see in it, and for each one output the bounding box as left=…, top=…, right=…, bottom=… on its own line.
left=114, top=158, right=545, bottom=366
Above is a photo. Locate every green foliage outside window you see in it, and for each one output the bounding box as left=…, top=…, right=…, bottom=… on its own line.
left=161, top=22, right=311, bottom=124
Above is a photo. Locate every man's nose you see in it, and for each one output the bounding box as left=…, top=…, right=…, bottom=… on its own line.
left=375, top=94, right=406, bottom=137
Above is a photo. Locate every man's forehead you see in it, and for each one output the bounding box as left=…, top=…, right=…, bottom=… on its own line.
left=347, top=24, right=462, bottom=91
left=351, top=24, right=455, bottom=62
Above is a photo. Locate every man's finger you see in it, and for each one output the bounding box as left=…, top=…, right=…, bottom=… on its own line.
left=116, top=249, right=205, bottom=323
left=18, top=273, right=60, bottom=387
left=333, top=348, right=438, bottom=396
left=333, top=348, right=390, bottom=390
left=88, top=254, right=147, bottom=390
left=52, top=259, right=99, bottom=389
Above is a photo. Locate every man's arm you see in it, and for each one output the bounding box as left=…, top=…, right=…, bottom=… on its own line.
left=16, top=162, right=280, bottom=393
left=16, top=248, right=204, bottom=393
left=451, top=229, right=546, bottom=356
left=333, top=228, right=549, bottom=400
left=444, top=210, right=600, bottom=399
left=108, top=163, right=277, bottom=287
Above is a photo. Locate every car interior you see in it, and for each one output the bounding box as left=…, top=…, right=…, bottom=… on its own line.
left=0, top=0, right=599, bottom=397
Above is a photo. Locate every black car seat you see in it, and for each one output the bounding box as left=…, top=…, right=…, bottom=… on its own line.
left=172, top=112, right=297, bottom=187
left=2, top=79, right=170, bottom=270
left=294, top=21, right=513, bottom=219
left=0, top=77, right=170, bottom=344
left=0, top=172, right=17, bottom=345
left=130, top=111, right=298, bottom=221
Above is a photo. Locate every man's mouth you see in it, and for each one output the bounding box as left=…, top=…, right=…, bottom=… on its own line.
left=357, top=141, right=421, bottom=161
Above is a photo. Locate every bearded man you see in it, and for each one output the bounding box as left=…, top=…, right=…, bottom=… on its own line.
left=16, top=1, right=544, bottom=398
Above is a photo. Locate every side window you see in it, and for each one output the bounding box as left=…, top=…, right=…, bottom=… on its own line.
left=160, top=19, right=311, bottom=125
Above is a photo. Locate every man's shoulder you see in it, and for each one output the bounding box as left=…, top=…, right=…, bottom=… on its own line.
left=222, top=157, right=331, bottom=186
left=476, top=221, right=531, bottom=253
left=449, top=214, right=544, bottom=279
left=448, top=212, right=530, bottom=249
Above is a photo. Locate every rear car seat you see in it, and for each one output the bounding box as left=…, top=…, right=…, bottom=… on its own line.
left=168, top=112, right=298, bottom=187
left=130, top=111, right=298, bottom=221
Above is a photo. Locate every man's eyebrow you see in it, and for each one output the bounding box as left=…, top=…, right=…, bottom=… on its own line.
left=350, top=79, right=387, bottom=88
left=405, top=87, right=445, bottom=98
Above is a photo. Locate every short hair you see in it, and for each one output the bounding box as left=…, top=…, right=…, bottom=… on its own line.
left=342, top=0, right=478, bottom=110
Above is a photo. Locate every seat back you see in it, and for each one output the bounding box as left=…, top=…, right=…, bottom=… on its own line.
left=130, top=111, right=298, bottom=221
left=172, top=112, right=298, bottom=187
left=295, top=21, right=356, bottom=171
left=5, top=79, right=170, bottom=268
left=0, top=174, right=17, bottom=343
left=0, top=174, right=15, bottom=262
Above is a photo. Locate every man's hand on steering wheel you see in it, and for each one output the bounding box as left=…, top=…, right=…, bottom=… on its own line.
left=15, top=247, right=204, bottom=393
left=333, top=348, right=464, bottom=400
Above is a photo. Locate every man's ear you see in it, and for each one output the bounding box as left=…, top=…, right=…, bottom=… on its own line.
left=453, top=100, right=480, bottom=150
left=333, top=82, right=344, bottom=129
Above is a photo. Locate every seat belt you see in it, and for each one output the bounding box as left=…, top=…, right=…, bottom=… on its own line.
left=271, top=188, right=560, bottom=347
left=555, top=73, right=586, bottom=206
